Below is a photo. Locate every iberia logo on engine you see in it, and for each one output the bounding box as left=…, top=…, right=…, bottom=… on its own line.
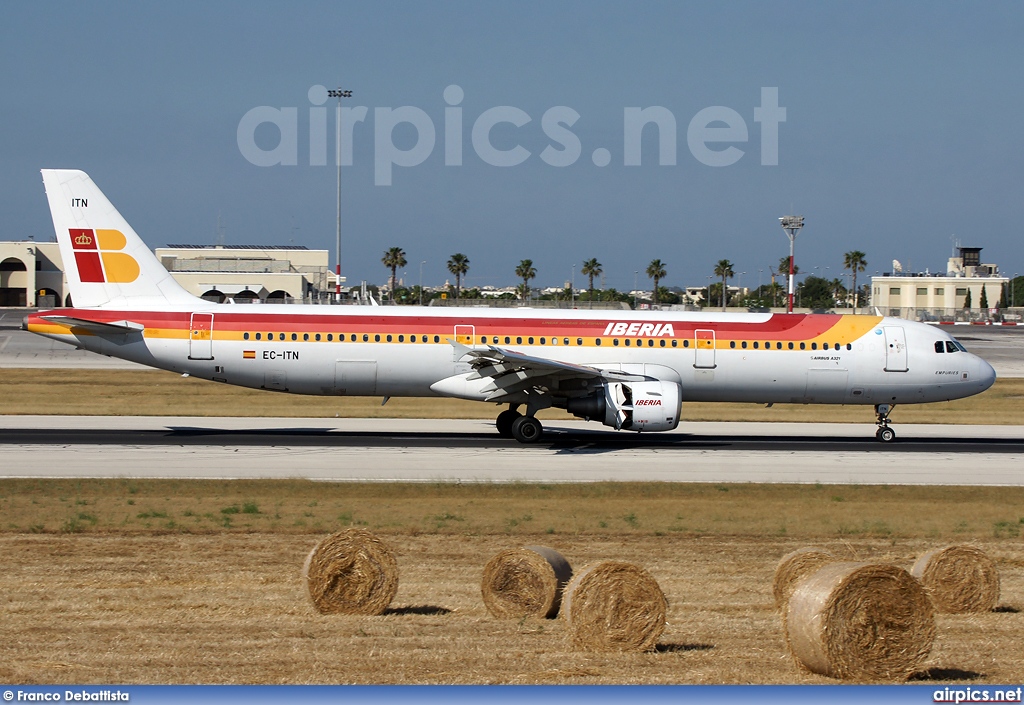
left=69, top=229, right=140, bottom=283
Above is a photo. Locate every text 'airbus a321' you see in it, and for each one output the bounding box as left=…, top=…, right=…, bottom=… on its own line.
left=25, top=170, right=996, bottom=443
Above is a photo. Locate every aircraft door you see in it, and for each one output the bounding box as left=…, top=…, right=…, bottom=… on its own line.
left=453, top=324, right=476, bottom=361
left=694, top=329, right=716, bottom=369
left=883, top=326, right=908, bottom=372
left=189, top=313, right=214, bottom=360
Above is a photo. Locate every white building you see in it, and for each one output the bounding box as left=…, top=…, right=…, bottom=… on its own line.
left=870, top=247, right=1008, bottom=320
left=0, top=240, right=342, bottom=306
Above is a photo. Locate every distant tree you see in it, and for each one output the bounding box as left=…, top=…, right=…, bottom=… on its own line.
left=446, top=253, right=470, bottom=302
left=657, top=286, right=680, bottom=305
left=381, top=247, right=407, bottom=302
left=963, top=288, right=972, bottom=310
left=778, top=256, right=799, bottom=277
left=980, top=285, right=989, bottom=310
left=646, top=259, right=667, bottom=305
left=843, top=250, right=867, bottom=312
left=714, top=259, right=735, bottom=311
left=515, top=259, right=536, bottom=301
left=998, top=282, right=1008, bottom=309
left=798, top=276, right=836, bottom=310
left=581, top=258, right=602, bottom=305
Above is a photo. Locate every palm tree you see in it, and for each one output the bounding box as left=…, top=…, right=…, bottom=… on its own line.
left=843, top=250, right=867, bottom=312
left=646, top=259, right=666, bottom=306
left=581, top=258, right=602, bottom=306
left=714, top=259, right=735, bottom=311
left=381, top=247, right=407, bottom=303
left=515, top=259, right=536, bottom=301
left=446, top=253, right=470, bottom=301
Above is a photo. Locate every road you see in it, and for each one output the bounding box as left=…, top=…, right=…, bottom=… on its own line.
left=1, top=416, right=1021, bottom=485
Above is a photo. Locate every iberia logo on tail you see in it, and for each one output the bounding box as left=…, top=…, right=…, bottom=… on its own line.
left=69, top=229, right=140, bottom=283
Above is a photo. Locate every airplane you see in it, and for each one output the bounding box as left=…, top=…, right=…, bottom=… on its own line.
left=25, top=169, right=997, bottom=444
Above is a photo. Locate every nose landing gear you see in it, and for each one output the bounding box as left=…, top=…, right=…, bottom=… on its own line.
left=875, top=404, right=896, bottom=442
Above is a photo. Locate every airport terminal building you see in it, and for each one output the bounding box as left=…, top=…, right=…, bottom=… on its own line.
left=0, top=240, right=339, bottom=306
left=870, top=247, right=1011, bottom=322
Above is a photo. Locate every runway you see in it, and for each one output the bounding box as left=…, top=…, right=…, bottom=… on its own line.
left=2, top=416, right=1022, bottom=485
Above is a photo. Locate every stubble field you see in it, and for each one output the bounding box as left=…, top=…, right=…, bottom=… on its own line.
left=1, top=480, right=1022, bottom=684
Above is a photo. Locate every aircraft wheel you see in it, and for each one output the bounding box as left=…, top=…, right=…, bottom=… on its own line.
left=877, top=427, right=896, bottom=443
left=496, top=409, right=521, bottom=438
left=511, top=415, right=543, bottom=444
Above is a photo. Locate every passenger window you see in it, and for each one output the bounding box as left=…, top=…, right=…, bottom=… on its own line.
left=596, top=338, right=602, bottom=346
left=315, top=334, right=321, bottom=341
left=352, top=334, right=358, bottom=342
left=946, top=341, right=958, bottom=353
left=528, top=337, right=534, bottom=344
left=613, top=339, right=620, bottom=346
left=730, top=341, right=736, bottom=349
left=671, top=340, right=677, bottom=347
left=303, top=333, right=309, bottom=341
left=327, top=334, right=333, bottom=342
left=375, top=335, right=381, bottom=342
left=741, top=341, right=747, bottom=349
left=291, top=333, right=298, bottom=341
left=563, top=338, right=569, bottom=346
left=776, top=342, right=782, bottom=350
left=540, top=337, right=546, bottom=345
left=753, top=341, right=759, bottom=349
left=823, top=342, right=829, bottom=350
left=811, top=342, right=817, bottom=350
left=577, top=338, right=583, bottom=346
left=552, top=337, right=558, bottom=345
left=255, top=333, right=261, bottom=341
left=788, top=342, right=794, bottom=350
left=433, top=335, right=440, bottom=343
left=386, top=335, right=392, bottom=342
left=363, top=334, right=369, bottom=342
left=800, top=342, right=805, bottom=350
left=648, top=339, right=654, bottom=347
left=504, top=336, right=510, bottom=344
left=660, top=339, right=666, bottom=347
left=516, top=337, right=522, bottom=344
left=399, top=335, right=405, bottom=343
left=625, top=339, right=631, bottom=347
left=243, top=332, right=250, bottom=340
left=846, top=344, right=852, bottom=350
left=683, top=339, right=689, bottom=348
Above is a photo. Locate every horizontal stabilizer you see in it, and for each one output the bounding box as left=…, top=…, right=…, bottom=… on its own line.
left=40, top=315, right=145, bottom=333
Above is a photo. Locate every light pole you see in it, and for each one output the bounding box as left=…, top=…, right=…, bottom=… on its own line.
left=706, top=275, right=712, bottom=309
left=779, top=215, right=804, bottom=313
left=419, top=261, right=426, bottom=305
left=738, top=271, right=746, bottom=305
left=633, top=270, right=638, bottom=309
left=571, top=264, right=576, bottom=307
left=329, top=86, right=353, bottom=302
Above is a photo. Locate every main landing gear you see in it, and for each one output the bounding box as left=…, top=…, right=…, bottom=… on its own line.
left=495, top=405, right=544, bottom=443
left=874, top=403, right=896, bottom=443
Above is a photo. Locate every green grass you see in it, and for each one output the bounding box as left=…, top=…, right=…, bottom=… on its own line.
left=3, top=478, right=1024, bottom=540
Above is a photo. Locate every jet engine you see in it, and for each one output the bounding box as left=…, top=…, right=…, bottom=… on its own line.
left=565, top=379, right=681, bottom=432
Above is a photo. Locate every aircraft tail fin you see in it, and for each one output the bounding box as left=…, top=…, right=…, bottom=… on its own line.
left=40, top=169, right=197, bottom=308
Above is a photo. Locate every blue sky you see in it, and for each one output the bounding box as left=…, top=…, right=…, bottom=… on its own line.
left=3, top=1, right=1022, bottom=292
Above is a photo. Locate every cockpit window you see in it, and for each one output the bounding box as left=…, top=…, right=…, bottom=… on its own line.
left=952, top=339, right=968, bottom=352
left=945, top=341, right=958, bottom=353
left=934, top=341, right=945, bottom=353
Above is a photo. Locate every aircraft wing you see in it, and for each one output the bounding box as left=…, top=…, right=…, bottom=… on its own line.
left=453, top=342, right=642, bottom=401
left=40, top=315, right=145, bottom=334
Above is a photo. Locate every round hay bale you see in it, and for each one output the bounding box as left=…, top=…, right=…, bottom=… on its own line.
left=562, top=560, right=667, bottom=652
left=786, top=562, right=935, bottom=681
left=302, top=529, right=399, bottom=615
left=481, top=545, right=573, bottom=619
left=772, top=547, right=835, bottom=608
left=911, top=545, right=1000, bottom=614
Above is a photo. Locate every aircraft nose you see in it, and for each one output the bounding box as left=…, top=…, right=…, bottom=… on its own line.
left=975, top=355, right=997, bottom=392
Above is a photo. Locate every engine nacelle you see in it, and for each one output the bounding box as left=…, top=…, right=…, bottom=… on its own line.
left=603, top=380, right=681, bottom=432
left=564, top=378, right=681, bottom=432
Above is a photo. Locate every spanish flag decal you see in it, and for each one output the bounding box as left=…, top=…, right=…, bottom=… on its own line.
left=243, top=351, right=256, bottom=359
